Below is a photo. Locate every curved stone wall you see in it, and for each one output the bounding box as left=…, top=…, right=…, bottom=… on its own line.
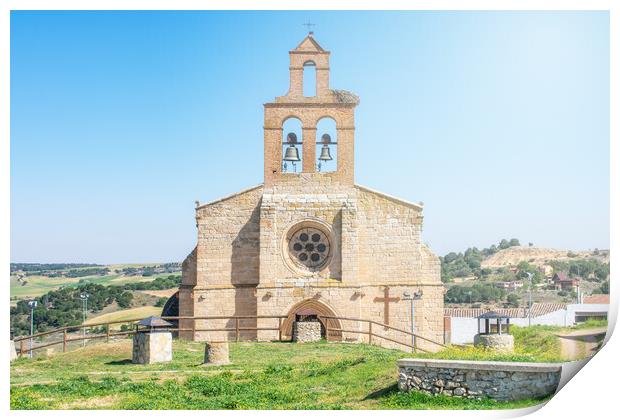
left=398, top=358, right=561, bottom=401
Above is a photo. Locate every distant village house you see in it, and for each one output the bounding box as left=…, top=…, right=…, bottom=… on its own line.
left=552, top=272, right=579, bottom=291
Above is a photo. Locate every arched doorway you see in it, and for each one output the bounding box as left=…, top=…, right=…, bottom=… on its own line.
left=282, top=299, right=343, bottom=341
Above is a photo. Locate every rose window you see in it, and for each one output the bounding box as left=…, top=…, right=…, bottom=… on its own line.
left=288, top=227, right=331, bottom=269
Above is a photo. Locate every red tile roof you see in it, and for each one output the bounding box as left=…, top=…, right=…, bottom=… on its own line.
left=583, top=294, right=610, bottom=304
left=444, top=303, right=567, bottom=318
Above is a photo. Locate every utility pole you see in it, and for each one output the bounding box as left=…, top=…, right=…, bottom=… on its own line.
left=79, top=292, right=89, bottom=347
left=526, top=272, right=533, bottom=327
left=403, top=291, right=423, bottom=352
left=27, top=300, right=38, bottom=358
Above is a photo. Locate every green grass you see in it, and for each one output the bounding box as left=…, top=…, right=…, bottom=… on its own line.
left=566, top=319, right=608, bottom=330
left=411, top=325, right=564, bottom=363
left=10, top=340, right=550, bottom=410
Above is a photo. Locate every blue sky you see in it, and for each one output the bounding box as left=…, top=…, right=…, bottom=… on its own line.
left=10, top=11, right=609, bottom=263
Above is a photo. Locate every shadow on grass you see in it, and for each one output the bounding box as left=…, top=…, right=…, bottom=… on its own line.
left=363, top=383, right=399, bottom=400
left=105, top=359, right=133, bottom=366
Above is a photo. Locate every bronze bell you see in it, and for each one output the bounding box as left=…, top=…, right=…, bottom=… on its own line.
left=318, top=145, right=333, bottom=161
left=283, top=144, right=301, bottom=162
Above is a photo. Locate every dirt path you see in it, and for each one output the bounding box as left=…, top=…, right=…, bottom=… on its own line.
left=556, top=327, right=607, bottom=360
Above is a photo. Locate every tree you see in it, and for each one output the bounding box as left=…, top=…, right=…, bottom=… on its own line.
left=509, top=238, right=520, bottom=247
left=499, top=239, right=510, bottom=249
left=596, top=280, right=609, bottom=294
left=506, top=294, right=520, bottom=308
left=116, top=292, right=133, bottom=308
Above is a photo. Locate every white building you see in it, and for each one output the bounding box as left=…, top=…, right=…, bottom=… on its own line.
left=446, top=297, right=609, bottom=345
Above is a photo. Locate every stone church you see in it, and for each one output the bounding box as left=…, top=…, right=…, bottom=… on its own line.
left=170, top=33, right=444, bottom=350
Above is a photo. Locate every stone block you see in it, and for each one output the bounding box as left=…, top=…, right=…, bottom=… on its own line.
left=10, top=340, right=17, bottom=361
left=132, top=332, right=173, bottom=364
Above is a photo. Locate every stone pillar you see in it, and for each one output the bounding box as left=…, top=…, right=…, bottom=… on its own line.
left=474, top=334, right=514, bottom=353
left=132, top=331, right=173, bottom=364
left=302, top=127, right=317, bottom=173
left=10, top=340, right=17, bottom=361
left=204, top=342, right=230, bottom=365
left=316, top=67, right=330, bottom=97
left=293, top=321, right=322, bottom=343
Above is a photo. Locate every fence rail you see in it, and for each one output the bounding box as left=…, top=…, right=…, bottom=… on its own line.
left=13, top=314, right=445, bottom=357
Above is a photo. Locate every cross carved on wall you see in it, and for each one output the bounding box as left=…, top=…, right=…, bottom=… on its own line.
left=374, top=286, right=400, bottom=330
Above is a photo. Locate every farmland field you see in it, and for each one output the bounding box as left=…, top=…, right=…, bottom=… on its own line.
left=10, top=263, right=180, bottom=302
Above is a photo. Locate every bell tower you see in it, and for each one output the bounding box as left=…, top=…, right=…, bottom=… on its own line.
left=263, top=32, right=359, bottom=189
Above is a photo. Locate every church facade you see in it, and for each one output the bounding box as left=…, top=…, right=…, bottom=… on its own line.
left=176, top=34, right=444, bottom=350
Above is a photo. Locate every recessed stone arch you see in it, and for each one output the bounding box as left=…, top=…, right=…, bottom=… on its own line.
left=282, top=298, right=343, bottom=341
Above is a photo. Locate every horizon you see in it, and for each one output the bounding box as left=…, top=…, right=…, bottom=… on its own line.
left=9, top=243, right=610, bottom=265
left=10, top=11, right=610, bottom=263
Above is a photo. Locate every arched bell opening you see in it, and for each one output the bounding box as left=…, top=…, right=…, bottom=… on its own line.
left=282, top=117, right=303, bottom=173
left=282, top=298, right=342, bottom=341
left=303, top=60, right=317, bottom=97
left=316, top=117, right=337, bottom=173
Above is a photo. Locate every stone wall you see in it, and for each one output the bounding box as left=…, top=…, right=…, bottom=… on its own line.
left=293, top=321, right=322, bottom=343
left=195, top=185, right=263, bottom=288
left=398, top=359, right=562, bottom=401
left=474, top=334, right=514, bottom=352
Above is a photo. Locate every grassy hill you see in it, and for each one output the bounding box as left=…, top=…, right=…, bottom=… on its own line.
left=481, top=246, right=609, bottom=269
left=10, top=341, right=548, bottom=410
left=85, top=306, right=162, bottom=325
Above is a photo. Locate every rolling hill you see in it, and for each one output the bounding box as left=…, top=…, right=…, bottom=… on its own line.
left=480, top=246, right=609, bottom=269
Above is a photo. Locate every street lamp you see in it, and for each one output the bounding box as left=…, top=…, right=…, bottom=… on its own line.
left=79, top=293, right=89, bottom=347
left=27, top=300, right=38, bottom=358
left=525, top=272, right=533, bottom=327
left=403, top=290, right=423, bottom=352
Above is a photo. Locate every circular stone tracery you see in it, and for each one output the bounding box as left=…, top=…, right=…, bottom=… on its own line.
left=288, top=226, right=331, bottom=270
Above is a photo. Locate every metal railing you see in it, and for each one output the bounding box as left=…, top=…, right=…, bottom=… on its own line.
left=318, top=315, right=446, bottom=352
left=12, top=314, right=445, bottom=357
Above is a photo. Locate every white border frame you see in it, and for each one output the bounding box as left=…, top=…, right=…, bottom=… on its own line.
left=2, top=2, right=616, bottom=419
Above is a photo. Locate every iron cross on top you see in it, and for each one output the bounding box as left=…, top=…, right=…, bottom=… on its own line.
left=303, top=21, right=316, bottom=34
left=374, top=286, right=400, bottom=329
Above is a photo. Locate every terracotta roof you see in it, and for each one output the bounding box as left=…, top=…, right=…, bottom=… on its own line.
left=583, top=294, right=610, bottom=304
left=445, top=303, right=567, bottom=318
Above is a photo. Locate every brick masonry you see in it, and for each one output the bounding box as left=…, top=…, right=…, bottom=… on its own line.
left=178, top=33, right=444, bottom=351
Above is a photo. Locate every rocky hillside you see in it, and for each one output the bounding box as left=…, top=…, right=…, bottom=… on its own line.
left=481, top=246, right=609, bottom=269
